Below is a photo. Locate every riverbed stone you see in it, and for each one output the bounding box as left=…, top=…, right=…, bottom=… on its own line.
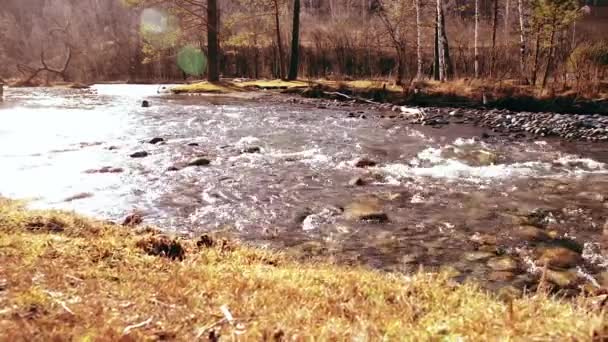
left=487, top=256, right=519, bottom=271
left=474, top=150, right=498, bottom=166
left=130, top=151, right=149, bottom=158
left=344, top=198, right=388, bottom=222
left=187, top=157, right=211, bottom=167
left=536, top=247, right=582, bottom=269
left=514, top=225, right=550, bottom=242
left=348, top=177, right=365, bottom=186
left=464, top=251, right=495, bottom=262
left=242, top=146, right=261, bottom=154
left=149, top=137, right=164, bottom=144
left=354, top=158, right=377, bottom=168
left=545, top=269, right=579, bottom=288
left=488, top=271, right=516, bottom=282
left=470, top=233, right=498, bottom=245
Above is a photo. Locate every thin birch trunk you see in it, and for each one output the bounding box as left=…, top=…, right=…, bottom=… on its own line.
left=415, top=0, right=423, bottom=79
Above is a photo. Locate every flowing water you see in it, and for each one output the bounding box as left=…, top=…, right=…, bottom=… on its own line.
left=1, top=85, right=607, bottom=293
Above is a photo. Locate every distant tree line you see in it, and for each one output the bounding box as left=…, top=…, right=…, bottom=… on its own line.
left=0, top=0, right=606, bottom=94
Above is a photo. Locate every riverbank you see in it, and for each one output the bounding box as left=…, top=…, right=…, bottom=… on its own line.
left=0, top=198, right=606, bottom=340
left=170, top=78, right=608, bottom=114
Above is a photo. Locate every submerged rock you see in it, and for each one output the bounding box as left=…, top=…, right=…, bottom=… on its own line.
left=64, top=192, right=94, bottom=202
left=487, top=257, right=519, bottom=271
left=348, top=176, right=366, bottom=186
left=470, top=233, right=498, bottom=245
left=464, top=251, right=495, bottom=262
left=488, top=271, right=516, bottom=282
left=355, top=158, right=377, bottom=168
left=187, top=157, right=211, bottom=167
left=130, top=151, right=149, bottom=158
left=515, top=225, right=550, bottom=242
left=241, top=146, right=261, bottom=154
left=344, top=198, right=388, bottom=223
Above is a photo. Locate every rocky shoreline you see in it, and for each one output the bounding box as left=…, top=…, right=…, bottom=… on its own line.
left=291, top=91, right=608, bottom=142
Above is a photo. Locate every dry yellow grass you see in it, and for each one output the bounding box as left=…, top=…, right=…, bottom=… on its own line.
left=171, top=81, right=243, bottom=94
left=1, top=198, right=605, bottom=340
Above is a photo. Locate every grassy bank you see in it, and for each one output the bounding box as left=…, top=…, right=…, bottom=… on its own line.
left=171, top=78, right=608, bottom=114
left=0, top=199, right=606, bottom=340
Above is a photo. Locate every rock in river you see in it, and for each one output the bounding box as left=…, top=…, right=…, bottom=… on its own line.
left=344, top=198, right=388, bottom=222
left=536, top=247, right=582, bottom=269
left=149, top=137, right=165, bottom=144
left=355, top=158, right=377, bottom=168
left=515, top=225, right=550, bottom=242
left=348, top=176, right=366, bottom=186
left=187, top=157, right=211, bottom=167
left=545, top=269, right=579, bottom=288
left=241, top=146, right=261, bottom=154
left=130, top=151, right=149, bottom=158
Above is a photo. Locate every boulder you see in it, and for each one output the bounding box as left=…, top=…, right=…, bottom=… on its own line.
left=536, top=247, right=582, bottom=269
left=149, top=137, right=164, bottom=144
left=545, top=269, right=579, bottom=288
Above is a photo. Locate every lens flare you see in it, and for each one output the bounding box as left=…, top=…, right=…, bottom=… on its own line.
left=139, top=8, right=180, bottom=49
left=177, top=46, right=207, bottom=76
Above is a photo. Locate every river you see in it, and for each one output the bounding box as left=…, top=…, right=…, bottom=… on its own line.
left=1, top=84, right=607, bottom=294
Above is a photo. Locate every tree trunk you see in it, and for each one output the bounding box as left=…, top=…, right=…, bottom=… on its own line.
left=517, top=0, right=527, bottom=80
left=273, top=0, right=285, bottom=79
left=474, top=0, right=480, bottom=78
left=436, top=0, right=452, bottom=81
left=433, top=15, right=440, bottom=80
left=207, top=0, right=220, bottom=82
left=287, top=0, right=301, bottom=81
left=504, top=0, right=510, bottom=43
left=490, top=0, right=498, bottom=78
left=531, top=25, right=541, bottom=86
left=415, top=0, right=423, bottom=79
left=541, top=23, right=556, bottom=89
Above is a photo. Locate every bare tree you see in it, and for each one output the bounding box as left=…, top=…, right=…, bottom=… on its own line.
left=517, top=0, right=527, bottom=80
left=436, top=0, right=452, bottom=81
left=273, top=0, right=286, bottom=79
left=16, top=22, right=73, bottom=86
left=490, top=0, right=499, bottom=78
left=207, top=0, right=220, bottom=82
left=474, top=0, right=480, bottom=78
left=287, top=0, right=301, bottom=80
